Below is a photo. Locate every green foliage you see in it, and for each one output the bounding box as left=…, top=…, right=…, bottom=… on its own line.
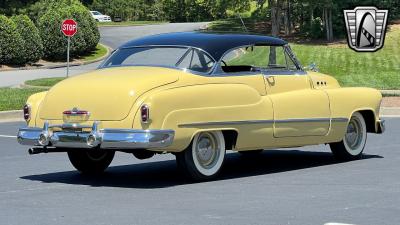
left=11, top=14, right=43, bottom=64
left=25, top=77, right=66, bottom=87
left=37, top=0, right=99, bottom=60
left=0, top=15, right=24, bottom=65
left=0, top=87, right=44, bottom=111
left=308, top=17, right=324, bottom=39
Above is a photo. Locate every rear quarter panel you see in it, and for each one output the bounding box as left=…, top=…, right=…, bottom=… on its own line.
left=134, top=83, right=274, bottom=151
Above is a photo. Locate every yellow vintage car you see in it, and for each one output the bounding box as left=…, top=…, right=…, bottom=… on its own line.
left=18, top=32, right=385, bottom=180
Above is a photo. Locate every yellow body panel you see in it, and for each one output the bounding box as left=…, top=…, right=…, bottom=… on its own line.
left=26, top=67, right=382, bottom=153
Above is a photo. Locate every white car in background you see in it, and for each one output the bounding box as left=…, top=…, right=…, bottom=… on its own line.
left=90, top=11, right=112, bottom=22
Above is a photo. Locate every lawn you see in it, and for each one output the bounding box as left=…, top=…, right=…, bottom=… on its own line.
left=79, top=43, right=108, bottom=62
left=208, top=21, right=400, bottom=90
left=0, top=88, right=45, bottom=111
left=25, top=77, right=66, bottom=87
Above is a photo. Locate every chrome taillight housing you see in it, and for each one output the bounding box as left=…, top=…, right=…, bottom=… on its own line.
left=23, top=104, right=31, bottom=121
left=141, top=104, right=149, bottom=123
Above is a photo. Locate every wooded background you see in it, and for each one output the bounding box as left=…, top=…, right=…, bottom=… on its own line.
left=1, top=0, right=399, bottom=41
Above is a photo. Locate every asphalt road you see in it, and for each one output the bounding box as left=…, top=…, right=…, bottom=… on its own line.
left=0, top=118, right=398, bottom=225
left=0, top=22, right=208, bottom=87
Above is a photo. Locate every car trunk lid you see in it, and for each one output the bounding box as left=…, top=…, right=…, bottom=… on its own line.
left=39, top=67, right=179, bottom=121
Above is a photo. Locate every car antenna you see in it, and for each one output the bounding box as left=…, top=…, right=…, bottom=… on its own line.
left=237, top=13, right=249, bottom=33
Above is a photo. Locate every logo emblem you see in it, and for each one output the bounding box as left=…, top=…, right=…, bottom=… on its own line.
left=344, top=6, right=388, bottom=52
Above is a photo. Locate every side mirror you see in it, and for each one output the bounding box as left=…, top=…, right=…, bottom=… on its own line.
left=304, top=62, right=319, bottom=72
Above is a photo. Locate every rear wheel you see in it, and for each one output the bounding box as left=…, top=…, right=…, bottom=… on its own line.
left=330, top=112, right=367, bottom=161
left=67, top=149, right=115, bottom=174
left=176, top=131, right=226, bottom=181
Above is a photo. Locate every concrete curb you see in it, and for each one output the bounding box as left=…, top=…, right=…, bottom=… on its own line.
left=2, top=107, right=400, bottom=122
left=0, top=43, right=112, bottom=72
left=381, top=90, right=400, bottom=96
left=0, top=110, right=24, bottom=123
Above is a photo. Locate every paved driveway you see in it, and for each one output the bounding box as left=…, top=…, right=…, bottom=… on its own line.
left=0, top=118, right=398, bottom=225
left=0, top=22, right=208, bottom=87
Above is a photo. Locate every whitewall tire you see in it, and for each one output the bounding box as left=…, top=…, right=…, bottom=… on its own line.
left=176, top=131, right=226, bottom=181
left=330, top=112, right=367, bottom=160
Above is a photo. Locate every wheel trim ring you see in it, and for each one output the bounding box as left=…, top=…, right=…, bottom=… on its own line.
left=195, top=133, right=219, bottom=169
left=192, top=131, right=225, bottom=176
left=345, top=117, right=363, bottom=150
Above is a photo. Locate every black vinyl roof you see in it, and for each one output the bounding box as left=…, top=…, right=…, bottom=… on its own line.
left=120, top=32, right=287, bottom=61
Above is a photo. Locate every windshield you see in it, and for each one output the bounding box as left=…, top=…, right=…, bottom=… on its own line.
left=91, top=11, right=102, bottom=15
left=101, top=46, right=216, bottom=73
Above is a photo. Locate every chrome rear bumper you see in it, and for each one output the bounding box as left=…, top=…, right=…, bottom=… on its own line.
left=17, top=121, right=175, bottom=149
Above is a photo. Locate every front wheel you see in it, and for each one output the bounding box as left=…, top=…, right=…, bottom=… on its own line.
left=176, top=131, right=226, bottom=181
left=330, top=112, right=367, bottom=161
left=67, top=149, right=115, bottom=174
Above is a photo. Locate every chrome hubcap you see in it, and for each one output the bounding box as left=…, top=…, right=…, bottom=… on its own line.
left=195, top=133, right=220, bottom=169
left=345, top=117, right=363, bottom=150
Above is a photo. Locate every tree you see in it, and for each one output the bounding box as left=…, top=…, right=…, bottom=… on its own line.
left=268, top=0, right=280, bottom=37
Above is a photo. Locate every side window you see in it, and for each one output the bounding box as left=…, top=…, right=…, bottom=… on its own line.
left=177, top=49, right=215, bottom=73
left=268, top=46, right=287, bottom=69
left=221, top=45, right=299, bottom=73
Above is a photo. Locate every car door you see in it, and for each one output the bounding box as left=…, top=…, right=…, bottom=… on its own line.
left=263, top=46, right=331, bottom=137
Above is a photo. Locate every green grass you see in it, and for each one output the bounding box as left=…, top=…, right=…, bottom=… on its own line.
left=97, top=21, right=166, bottom=27
left=209, top=21, right=400, bottom=89
left=291, top=26, right=400, bottom=89
left=0, top=88, right=45, bottom=111
left=79, top=43, right=108, bottom=62
left=25, top=77, right=66, bottom=87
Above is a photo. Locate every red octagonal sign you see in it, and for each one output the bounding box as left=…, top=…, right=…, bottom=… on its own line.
left=61, top=19, right=77, bottom=37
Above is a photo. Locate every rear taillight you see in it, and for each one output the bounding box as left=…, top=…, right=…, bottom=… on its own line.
left=141, top=104, right=149, bottom=123
left=23, top=104, right=31, bottom=121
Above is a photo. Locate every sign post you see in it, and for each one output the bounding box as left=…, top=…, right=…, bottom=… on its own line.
left=61, top=19, right=77, bottom=77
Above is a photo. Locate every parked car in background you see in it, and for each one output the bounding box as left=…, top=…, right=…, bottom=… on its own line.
left=17, top=32, right=385, bottom=181
left=90, top=11, right=111, bottom=22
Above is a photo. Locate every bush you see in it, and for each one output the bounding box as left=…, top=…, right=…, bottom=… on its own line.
left=0, top=15, right=24, bottom=65
left=11, top=15, right=43, bottom=64
left=37, top=0, right=99, bottom=60
left=308, top=17, right=324, bottom=39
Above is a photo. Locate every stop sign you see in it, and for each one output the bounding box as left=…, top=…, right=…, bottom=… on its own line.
left=61, top=19, right=77, bottom=37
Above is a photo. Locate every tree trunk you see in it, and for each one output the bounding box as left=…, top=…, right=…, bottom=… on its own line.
left=284, top=0, right=291, bottom=35
left=323, top=7, right=334, bottom=42
left=329, top=9, right=333, bottom=41
left=268, top=0, right=280, bottom=37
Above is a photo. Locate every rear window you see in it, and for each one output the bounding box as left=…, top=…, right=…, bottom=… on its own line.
left=101, top=46, right=215, bottom=73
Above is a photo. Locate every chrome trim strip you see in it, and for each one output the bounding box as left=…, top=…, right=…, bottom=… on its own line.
left=179, top=120, right=274, bottom=127
left=331, top=118, right=349, bottom=123
left=179, top=117, right=349, bottom=127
